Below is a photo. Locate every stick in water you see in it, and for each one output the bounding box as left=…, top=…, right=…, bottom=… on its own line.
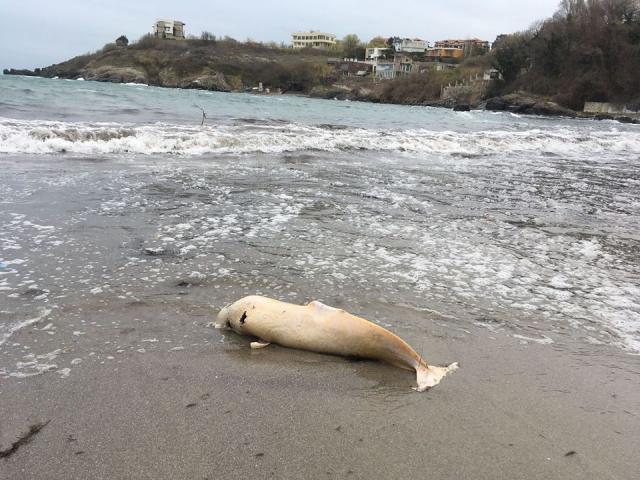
left=195, top=105, right=207, bottom=126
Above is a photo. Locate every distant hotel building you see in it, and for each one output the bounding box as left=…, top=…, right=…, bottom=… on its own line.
left=154, top=20, right=186, bottom=40
left=292, top=31, right=337, bottom=49
left=434, top=39, right=490, bottom=55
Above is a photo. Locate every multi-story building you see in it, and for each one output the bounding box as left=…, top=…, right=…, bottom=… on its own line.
left=425, top=47, right=465, bottom=61
left=327, top=58, right=373, bottom=77
left=366, top=54, right=414, bottom=79
left=392, top=38, right=429, bottom=53
left=373, top=61, right=395, bottom=80
left=433, top=39, right=490, bottom=56
left=154, top=20, right=186, bottom=40
left=365, top=47, right=390, bottom=60
left=393, top=54, right=414, bottom=77
left=291, top=31, right=337, bottom=49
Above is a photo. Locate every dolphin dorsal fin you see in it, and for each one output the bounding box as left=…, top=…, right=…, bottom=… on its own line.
left=308, top=301, right=344, bottom=313
left=308, top=300, right=331, bottom=309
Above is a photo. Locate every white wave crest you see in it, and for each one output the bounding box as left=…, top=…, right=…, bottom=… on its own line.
left=1, top=117, right=639, bottom=157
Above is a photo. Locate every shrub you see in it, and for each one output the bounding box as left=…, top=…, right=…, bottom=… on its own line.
left=132, top=34, right=159, bottom=49
left=100, top=43, right=118, bottom=54
left=380, top=70, right=461, bottom=104
left=200, top=31, right=217, bottom=42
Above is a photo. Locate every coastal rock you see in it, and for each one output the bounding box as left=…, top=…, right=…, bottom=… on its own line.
left=528, top=101, right=576, bottom=117
left=308, top=85, right=354, bottom=100
left=485, top=92, right=576, bottom=117
left=183, top=73, right=231, bottom=92
left=157, top=68, right=182, bottom=88
left=158, top=69, right=231, bottom=92
left=352, top=86, right=382, bottom=103
left=84, top=66, right=147, bottom=84
left=3, top=68, right=39, bottom=76
left=615, top=116, right=633, bottom=124
left=453, top=104, right=471, bottom=112
left=484, top=97, right=510, bottom=111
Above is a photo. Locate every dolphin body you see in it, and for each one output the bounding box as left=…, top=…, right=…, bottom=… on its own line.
left=216, top=295, right=458, bottom=391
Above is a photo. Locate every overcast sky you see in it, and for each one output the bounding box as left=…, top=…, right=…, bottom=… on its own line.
left=1, top=0, right=561, bottom=70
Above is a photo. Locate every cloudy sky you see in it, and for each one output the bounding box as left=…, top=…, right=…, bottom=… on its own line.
left=1, top=0, right=561, bottom=69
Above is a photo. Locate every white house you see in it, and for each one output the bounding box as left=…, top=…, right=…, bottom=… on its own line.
left=393, top=38, right=429, bottom=53
left=292, top=31, right=337, bottom=49
left=153, top=20, right=185, bottom=40
left=365, top=47, right=390, bottom=60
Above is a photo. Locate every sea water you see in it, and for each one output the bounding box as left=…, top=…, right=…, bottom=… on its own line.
left=1, top=75, right=639, bottom=380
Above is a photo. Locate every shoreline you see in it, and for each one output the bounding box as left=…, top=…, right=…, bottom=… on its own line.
left=4, top=72, right=638, bottom=124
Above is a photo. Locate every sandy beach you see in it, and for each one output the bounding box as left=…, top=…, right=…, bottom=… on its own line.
left=1, top=290, right=639, bottom=480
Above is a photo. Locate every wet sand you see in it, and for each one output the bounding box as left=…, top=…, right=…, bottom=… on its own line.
left=1, top=152, right=639, bottom=479
left=1, top=293, right=639, bottom=480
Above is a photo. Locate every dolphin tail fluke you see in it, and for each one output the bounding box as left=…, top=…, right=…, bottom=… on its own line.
left=414, top=362, right=459, bottom=392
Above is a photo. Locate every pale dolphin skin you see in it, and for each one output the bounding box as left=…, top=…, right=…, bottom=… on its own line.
left=216, top=295, right=458, bottom=391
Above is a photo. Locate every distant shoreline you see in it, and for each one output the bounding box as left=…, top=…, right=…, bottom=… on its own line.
left=5, top=71, right=640, bottom=125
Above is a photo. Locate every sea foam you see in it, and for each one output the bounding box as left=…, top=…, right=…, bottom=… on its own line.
left=0, top=309, right=52, bottom=347
left=1, top=117, right=639, bottom=158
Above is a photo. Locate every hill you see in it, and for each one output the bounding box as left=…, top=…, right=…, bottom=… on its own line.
left=4, top=36, right=333, bottom=93
left=491, top=0, right=640, bottom=110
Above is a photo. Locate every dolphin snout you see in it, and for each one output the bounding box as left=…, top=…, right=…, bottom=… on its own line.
left=214, top=306, right=231, bottom=329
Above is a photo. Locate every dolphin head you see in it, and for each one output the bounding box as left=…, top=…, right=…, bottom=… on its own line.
left=214, top=304, right=232, bottom=330
left=215, top=296, right=264, bottom=334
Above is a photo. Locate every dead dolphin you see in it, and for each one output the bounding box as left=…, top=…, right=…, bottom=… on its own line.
left=215, top=295, right=458, bottom=391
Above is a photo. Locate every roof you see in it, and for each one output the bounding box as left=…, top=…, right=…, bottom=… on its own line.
left=427, top=47, right=465, bottom=52
left=293, top=31, right=336, bottom=37
left=436, top=38, right=487, bottom=43
left=155, top=19, right=186, bottom=25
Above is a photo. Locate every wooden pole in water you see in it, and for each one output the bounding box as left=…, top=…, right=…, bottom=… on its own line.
left=196, top=105, right=207, bottom=126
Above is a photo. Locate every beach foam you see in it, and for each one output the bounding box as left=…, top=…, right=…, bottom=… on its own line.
left=0, top=309, right=51, bottom=347
left=1, top=78, right=639, bottom=359
left=1, top=117, right=639, bottom=158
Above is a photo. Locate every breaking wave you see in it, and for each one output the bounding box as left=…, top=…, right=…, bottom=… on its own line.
left=2, top=117, right=639, bottom=158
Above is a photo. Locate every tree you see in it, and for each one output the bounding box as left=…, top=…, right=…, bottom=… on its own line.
left=368, top=36, right=388, bottom=47
left=115, top=35, right=129, bottom=47
left=341, top=34, right=361, bottom=58
left=387, top=36, right=400, bottom=47
left=488, top=0, right=640, bottom=109
left=200, top=31, right=216, bottom=42
left=491, top=33, right=531, bottom=83
left=556, top=0, right=587, bottom=21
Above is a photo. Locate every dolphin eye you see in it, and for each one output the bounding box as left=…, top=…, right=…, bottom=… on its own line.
left=240, top=312, right=247, bottom=324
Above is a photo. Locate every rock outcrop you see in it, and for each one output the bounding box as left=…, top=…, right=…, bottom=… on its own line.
left=83, top=66, right=147, bottom=84
left=3, top=68, right=40, bottom=76
left=308, top=85, right=356, bottom=100
left=484, top=92, right=577, bottom=117
left=157, top=68, right=231, bottom=91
